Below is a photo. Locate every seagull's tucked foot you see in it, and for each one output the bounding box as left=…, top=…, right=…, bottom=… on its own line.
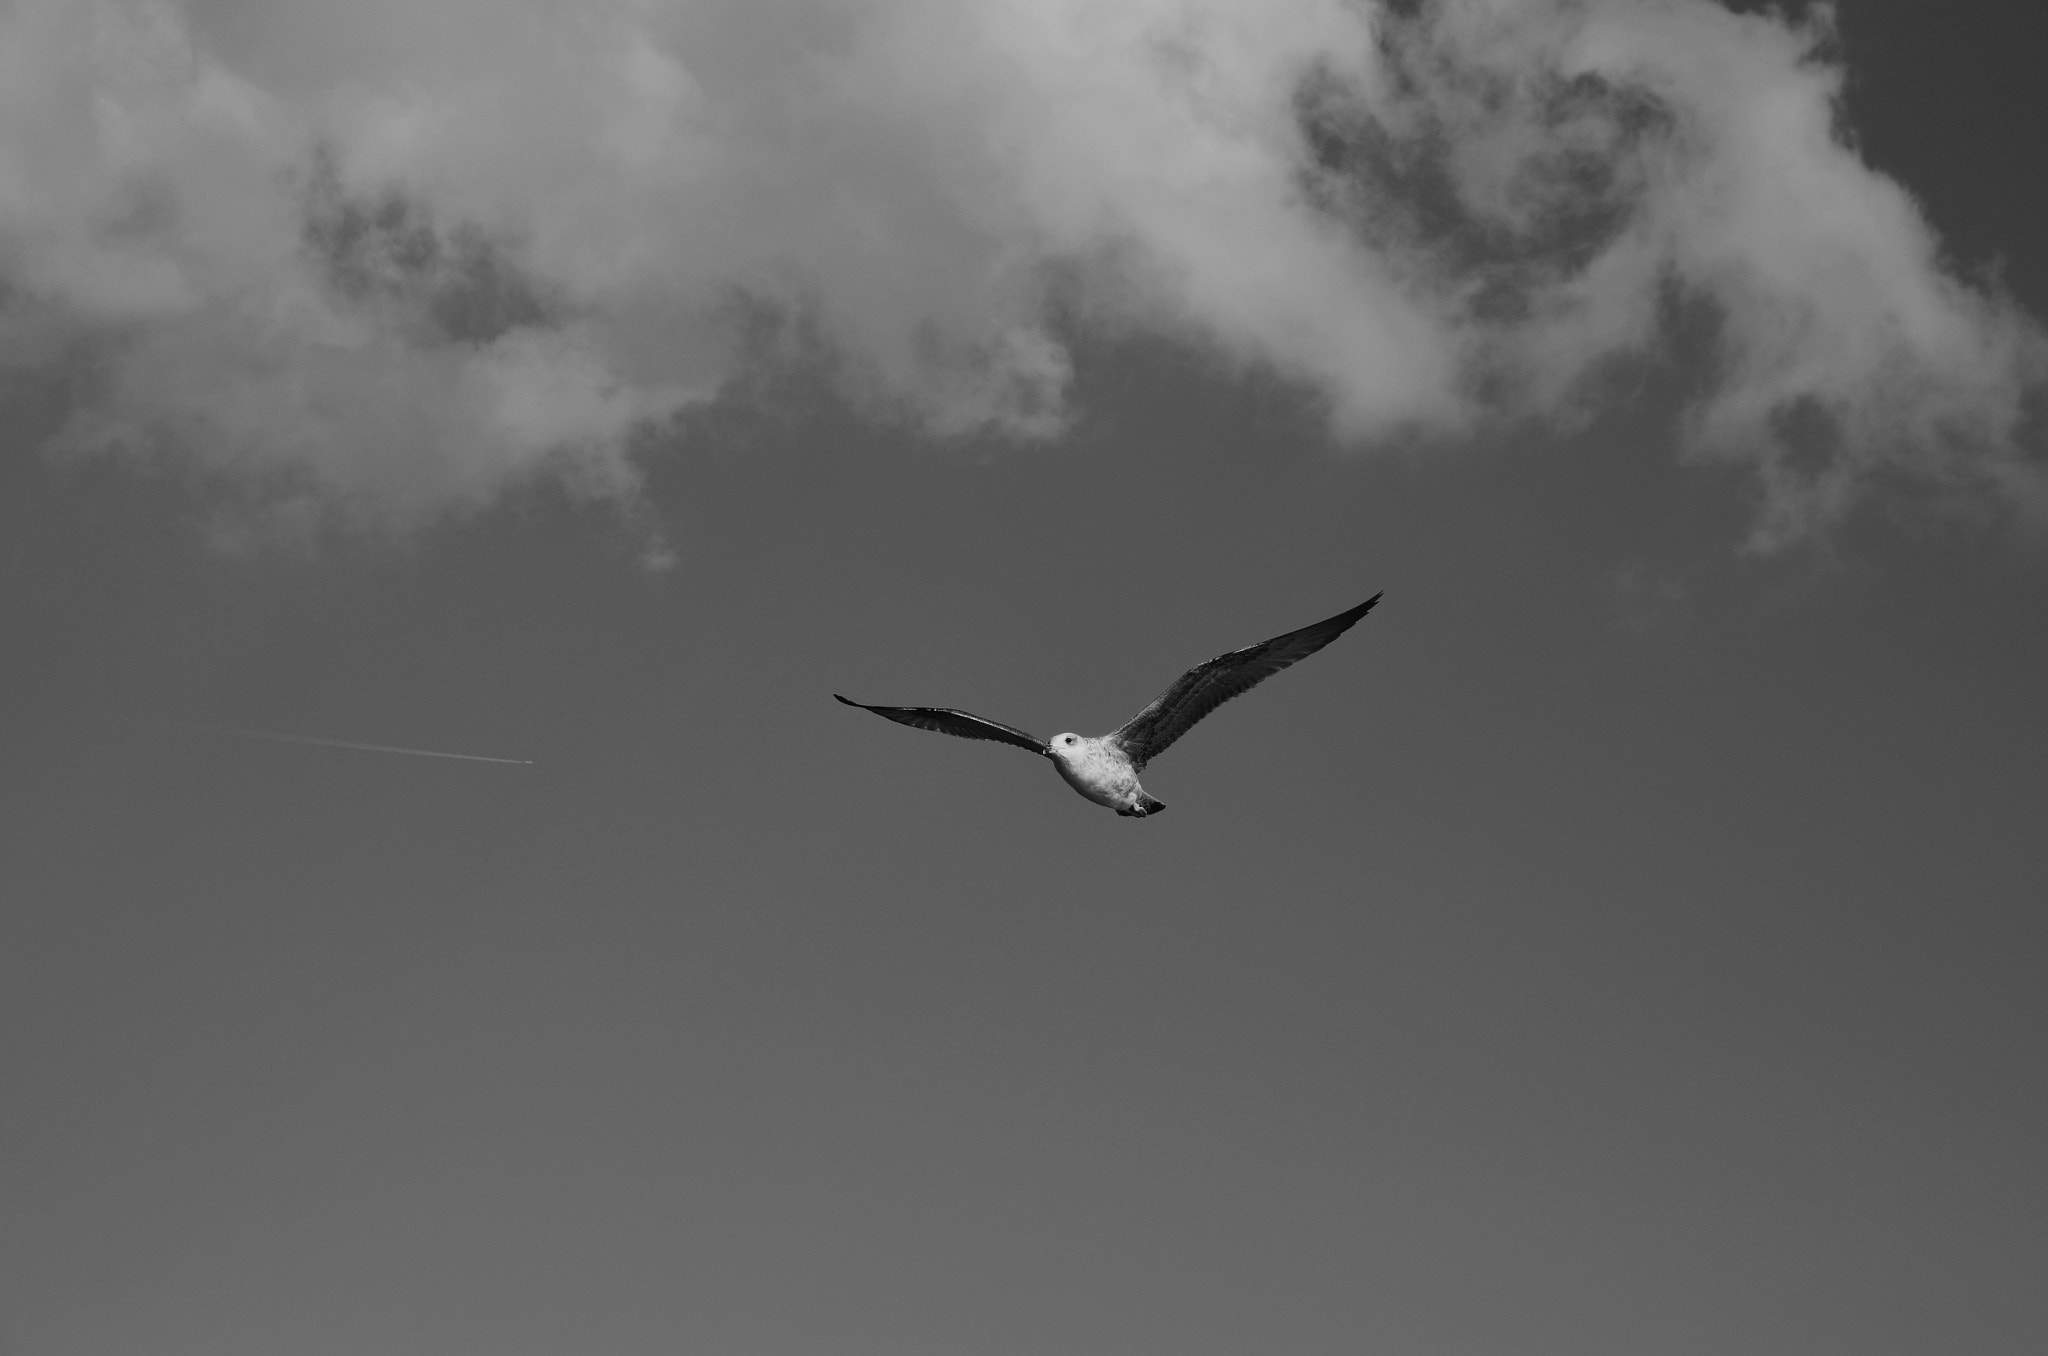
left=1118, top=795, right=1166, bottom=818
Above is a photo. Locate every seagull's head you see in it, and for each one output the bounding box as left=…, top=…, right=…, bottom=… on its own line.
left=1047, top=733, right=1083, bottom=761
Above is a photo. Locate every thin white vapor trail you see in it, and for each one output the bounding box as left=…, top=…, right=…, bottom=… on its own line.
left=141, top=719, right=534, bottom=766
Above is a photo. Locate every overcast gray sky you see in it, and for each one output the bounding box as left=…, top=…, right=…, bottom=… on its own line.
left=3, top=3, right=2045, bottom=1355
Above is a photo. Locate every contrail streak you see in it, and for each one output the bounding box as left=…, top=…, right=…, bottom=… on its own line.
left=136, top=718, right=534, bottom=765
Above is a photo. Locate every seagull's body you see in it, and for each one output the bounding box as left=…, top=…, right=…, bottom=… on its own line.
left=1047, top=733, right=1161, bottom=817
left=836, top=593, right=1382, bottom=817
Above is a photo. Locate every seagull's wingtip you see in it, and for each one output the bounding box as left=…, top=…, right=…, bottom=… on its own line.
left=832, top=693, right=861, bottom=707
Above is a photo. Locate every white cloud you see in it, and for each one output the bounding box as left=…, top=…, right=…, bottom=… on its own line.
left=1, top=0, right=2040, bottom=547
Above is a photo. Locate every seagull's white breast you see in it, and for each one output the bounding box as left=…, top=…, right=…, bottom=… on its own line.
left=1050, top=737, right=1143, bottom=811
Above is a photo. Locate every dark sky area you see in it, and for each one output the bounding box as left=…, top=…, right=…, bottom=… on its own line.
left=2, top=4, right=2044, bottom=1355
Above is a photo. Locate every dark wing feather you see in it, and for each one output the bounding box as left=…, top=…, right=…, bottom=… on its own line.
left=1109, top=593, right=1382, bottom=769
left=834, top=695, right=1046, bottom=755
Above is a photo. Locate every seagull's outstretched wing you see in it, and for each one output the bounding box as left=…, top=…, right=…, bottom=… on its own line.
left=1109, top=593, right=1382, bottom=769
left=834, top=695, right=1047, bottom=755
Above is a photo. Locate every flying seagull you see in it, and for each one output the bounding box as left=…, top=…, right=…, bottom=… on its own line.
left=836, top=593, right=1382, bottom=817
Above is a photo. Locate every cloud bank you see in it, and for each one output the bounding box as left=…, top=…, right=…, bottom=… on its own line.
left=2, top=0, right=2041, bottom=547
